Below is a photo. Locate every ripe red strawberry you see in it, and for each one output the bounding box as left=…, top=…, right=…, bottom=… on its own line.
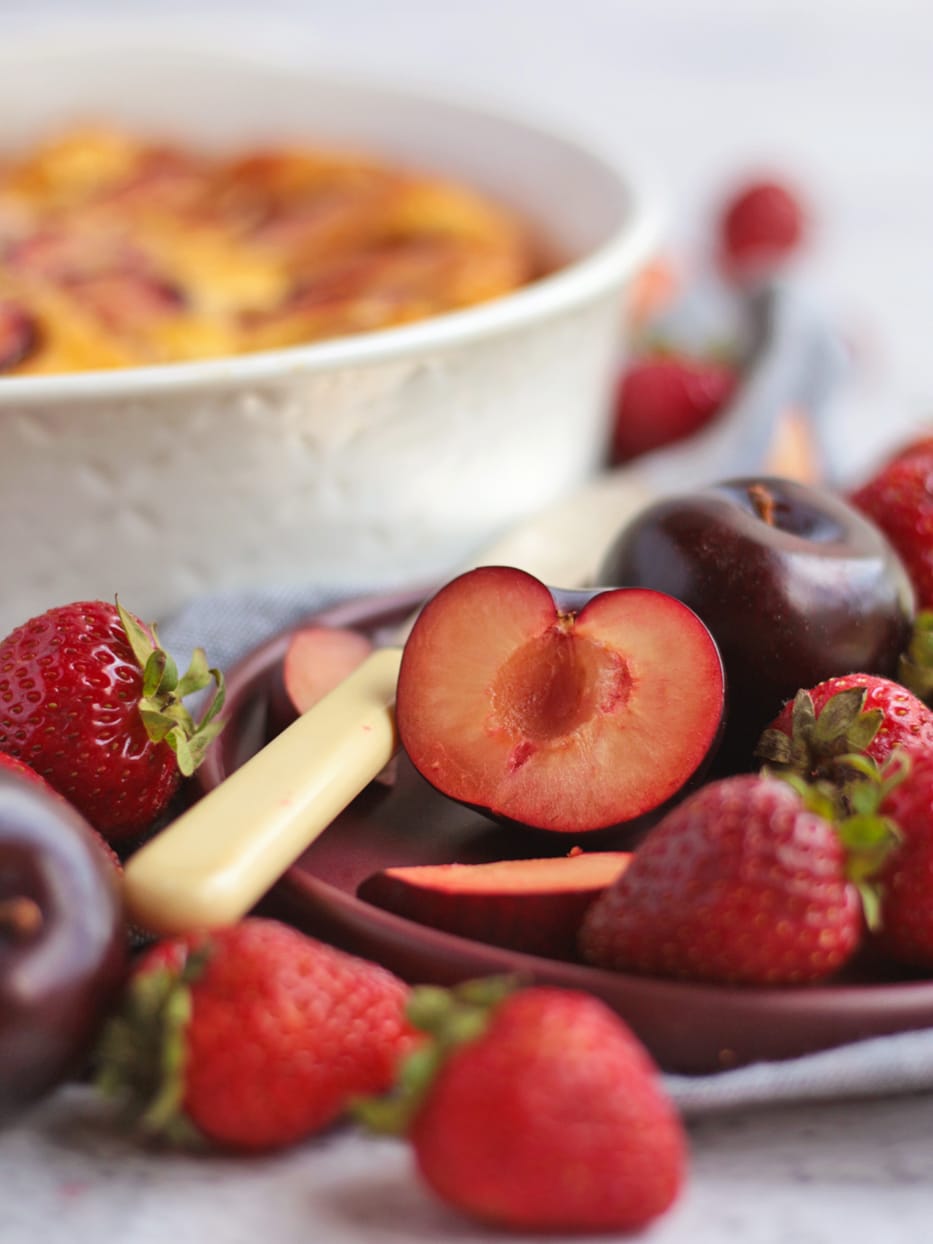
left=579, top=774, right=865, bottom=985
left=851, top=447, right=933, bottom=608
left=719, top=177, right=806, bottom=278
left=0, top=750, right=56, bottom=793
left=95, top=918, right=418, bottom=1151
left=359, top=979, right=685, bottom=1232
left=610, top=353, right=737, bottom=463
left=871, top=750, right=933, bottom=968
left=0, top=599, right=224, bottom=841
left=756, top=674, right=933, bottom=782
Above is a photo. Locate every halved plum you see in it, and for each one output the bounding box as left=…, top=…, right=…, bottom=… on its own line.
left=395, top=566, right=725, bottom=834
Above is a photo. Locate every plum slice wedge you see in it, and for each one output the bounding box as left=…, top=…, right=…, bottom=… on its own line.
left=395, top=566, right=725, bottom=834
left=358, top=850, right=632, bottom=960
left=282, top=625, right=375, bottom=716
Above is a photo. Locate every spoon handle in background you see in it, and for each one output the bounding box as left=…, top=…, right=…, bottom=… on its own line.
left=124, top=647, right=401, bottom=935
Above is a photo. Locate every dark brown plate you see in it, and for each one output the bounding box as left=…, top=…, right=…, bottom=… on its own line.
left=197, top=589, right=933, bottom=1075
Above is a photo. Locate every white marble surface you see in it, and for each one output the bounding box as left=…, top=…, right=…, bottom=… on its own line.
left=4, top=3, right=933, bottom=1241
left=5, top=1084, right=933, bottom=1244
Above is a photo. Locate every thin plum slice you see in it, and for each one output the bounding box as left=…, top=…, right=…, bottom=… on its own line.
left=358, top=850, right=632, bottom=960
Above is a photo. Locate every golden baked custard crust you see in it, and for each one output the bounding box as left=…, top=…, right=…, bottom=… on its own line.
left=0, top=127, right=541, bottom=375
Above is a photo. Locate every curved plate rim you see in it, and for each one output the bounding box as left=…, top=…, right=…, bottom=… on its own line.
left=198, top=586, right=933, bottom=1074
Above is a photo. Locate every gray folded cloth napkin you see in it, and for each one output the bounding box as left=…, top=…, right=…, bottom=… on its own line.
left=666, top=1029, right=933, bottom=1115
left=160, top=581, right=364, bottom=678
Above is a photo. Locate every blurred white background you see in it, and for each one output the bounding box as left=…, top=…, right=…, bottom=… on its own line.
left=4, top=0, right=932, bottom=475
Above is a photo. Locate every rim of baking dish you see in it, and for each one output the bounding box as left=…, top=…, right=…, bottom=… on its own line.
left=0, top=35, right=662, bottom=405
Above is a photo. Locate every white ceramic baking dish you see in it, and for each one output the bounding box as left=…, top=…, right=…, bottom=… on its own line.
left=0, top=38, right=658, bottom=635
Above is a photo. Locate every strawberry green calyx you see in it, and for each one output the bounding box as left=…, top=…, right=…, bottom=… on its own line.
left=774, top=753, right=907, bottom=930
left=834, top=750, right=909, bottom=927
left=755, top=687, right=882, bottom=784
left=94, top=946, right=211, bottom=1147
left=116, top=598, right=226, bottom=777
left=898, top=610, right=933, bottom=705
left=354, top=975, right=520, bottom=1136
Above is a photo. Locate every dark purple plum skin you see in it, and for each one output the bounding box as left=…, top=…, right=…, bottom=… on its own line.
left=598, top=476, right=915, bottom=769
left=0, top=771, right=127, bottom=1122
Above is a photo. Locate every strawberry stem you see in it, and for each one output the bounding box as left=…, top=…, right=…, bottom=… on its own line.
left=747, top=482, right=777, bottom=525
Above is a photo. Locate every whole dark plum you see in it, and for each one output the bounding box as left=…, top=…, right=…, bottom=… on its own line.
left=598, top=476, right=915, bottom=770
left=0, top=770, right=127, bottom=1122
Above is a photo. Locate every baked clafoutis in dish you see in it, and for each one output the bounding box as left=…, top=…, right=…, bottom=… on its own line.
left=0, top=126, right=543, bottom=374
